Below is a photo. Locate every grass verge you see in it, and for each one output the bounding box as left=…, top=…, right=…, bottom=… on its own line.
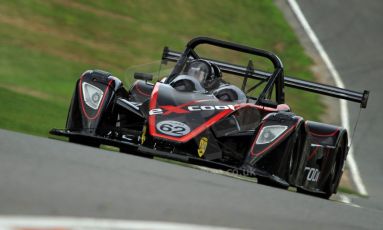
left=0, top=0, right=323, bottom=136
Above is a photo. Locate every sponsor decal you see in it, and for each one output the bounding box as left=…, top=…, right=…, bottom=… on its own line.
left=305, top=167, right=320, bottom=182
left=198, top=137, right=208, bottom=157
left=156, top=120, right=191, bottom=137
left=149, top=104, right=236, bottom=115
left=140, top=125, right=147, bottom=144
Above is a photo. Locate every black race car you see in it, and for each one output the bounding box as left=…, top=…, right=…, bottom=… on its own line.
left=50, top=37, right=369, bottom=199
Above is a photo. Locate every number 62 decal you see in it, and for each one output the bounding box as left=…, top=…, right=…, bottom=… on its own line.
left=156, top=120, right=191, bottom=137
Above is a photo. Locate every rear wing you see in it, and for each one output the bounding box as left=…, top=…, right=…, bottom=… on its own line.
left=162, top=47, right=369, bottom=108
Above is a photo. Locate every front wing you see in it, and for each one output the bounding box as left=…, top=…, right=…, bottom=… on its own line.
left=49, top=128, right=289, bottom=188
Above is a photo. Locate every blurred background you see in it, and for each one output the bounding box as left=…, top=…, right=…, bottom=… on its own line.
left=0, top=0, right=323, bottom=136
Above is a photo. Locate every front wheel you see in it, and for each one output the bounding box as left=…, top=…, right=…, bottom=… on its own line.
left=257, top=177, right=289, bottom=189
left=120, top=145, right=153, bottom=159
left=68, top=136, right=100, bottom=148
left=287, top=126, right=305, bottom=185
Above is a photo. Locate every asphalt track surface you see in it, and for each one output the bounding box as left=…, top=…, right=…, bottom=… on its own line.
left=1, top=1, right=383, bottom=229
left=296, top=0, right=383, bottom=212
left=1, top=129, right=382, bottom=229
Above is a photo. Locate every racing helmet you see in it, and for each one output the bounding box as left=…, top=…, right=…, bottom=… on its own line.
left=213, top=84, right=247, bottom=102
left=183, top=59, right=222, bottom=90
left=169, top=74, right=206, bottom=92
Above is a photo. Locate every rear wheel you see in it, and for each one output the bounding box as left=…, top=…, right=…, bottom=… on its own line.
left=320, top=138, right=346, bottom=199
left=297, top=137, right=346, bottom=199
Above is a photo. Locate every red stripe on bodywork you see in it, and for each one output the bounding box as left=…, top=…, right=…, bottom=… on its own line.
left=148, top=83, right=160, bottom=137
left=160, top=99, right=210, bottom=115
left=148, top=83, right=234, bottom=143
left=148, top=84, right=292, bottom=143
left=309, top=128, right=339, bottom=137
left=250, top=123, right=265, bottom=157
left=253, top=124, right=296, bottom=157
left=307, top=146, right=319, bottom=161
left=135, top=83, right=151, bottom=97
left=251, top=117, right=302, bottom=158
left=151, top=109, right=232, bottom=142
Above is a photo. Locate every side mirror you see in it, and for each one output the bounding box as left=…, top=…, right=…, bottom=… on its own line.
left=134, top=72, right=153, bottom=81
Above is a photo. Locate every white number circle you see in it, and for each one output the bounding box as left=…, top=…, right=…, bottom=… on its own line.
left=156, top=120, right=190, bottom=137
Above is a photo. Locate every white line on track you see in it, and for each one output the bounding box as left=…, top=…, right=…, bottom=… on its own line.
left=0, top=216, right=245, bottom=230
left=338, top=194, right=361, bottom=208
left=287, top=0, right=368, bottom=196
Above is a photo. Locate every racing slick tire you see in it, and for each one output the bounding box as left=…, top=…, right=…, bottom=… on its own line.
left=297, top=136, right=347, bottom=199
left=319, top=137, right=347, bottom=199
left=287, top=126, right=305, bottom=185
left=68, top=136, right=100, bottom=148
left=257, top=177, right=289, bottom=189
left=119, top=146, right=153, bottom=159
left=257, top=125, right=304, bottom=189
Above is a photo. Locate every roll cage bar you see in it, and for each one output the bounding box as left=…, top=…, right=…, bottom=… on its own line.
left=165, top=37, right=285, bottom=105
left=163, top=37, right=369, bottom=108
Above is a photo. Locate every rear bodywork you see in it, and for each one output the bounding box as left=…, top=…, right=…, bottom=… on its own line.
left=51, top=37, right=368, bottom=198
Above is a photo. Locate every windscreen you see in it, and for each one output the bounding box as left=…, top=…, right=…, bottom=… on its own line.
left=124, top=60, right=176, bottom=85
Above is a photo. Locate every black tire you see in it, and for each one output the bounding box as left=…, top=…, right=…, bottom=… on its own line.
left=69, top=136, right=100, bottom=148
left=257, top=177, right=289, bottom=189
left=119, top=146, right=153, bottom=159
left=257, top=126, right=304, bottom=190
left=320, top=138, right=346, bottom=199
left=297, top=137, right=346, bottom=199
left=287, top=126, right=305, bottom=185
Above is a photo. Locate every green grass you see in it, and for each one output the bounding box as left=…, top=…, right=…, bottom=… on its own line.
left=338, top=186, right=366, bottom=197
left=0, top=0, right=323, bottom=137
left=0, top=87, right=67, bottom=136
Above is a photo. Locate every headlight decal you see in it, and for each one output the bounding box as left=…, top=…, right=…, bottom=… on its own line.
left=251, top=123, right=297, bottom=158
left=256, top=125, right=288, bottom=145
left=82, top=82, right=104, bottom=110
left=78, top=77, right=113, bottom=120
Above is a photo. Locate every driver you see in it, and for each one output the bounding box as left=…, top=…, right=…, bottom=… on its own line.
left=170, top=59, right=246, bottom=102
left=170, top=59, right=221, bottom=92
left=185, top=59, right=221, bottom=91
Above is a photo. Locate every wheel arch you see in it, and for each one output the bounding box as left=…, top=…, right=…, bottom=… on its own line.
left=295, top=120, right=348, bottom=197
left=66, top=69, right=123, bottom=135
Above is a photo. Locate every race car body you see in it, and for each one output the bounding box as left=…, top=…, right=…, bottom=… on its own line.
left=51, top=37, right=369, bottom=198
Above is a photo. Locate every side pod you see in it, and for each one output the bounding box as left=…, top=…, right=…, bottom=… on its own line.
left=66, top=70, right=122, bottom=135
left=246, top=112, right=303, bottom=182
